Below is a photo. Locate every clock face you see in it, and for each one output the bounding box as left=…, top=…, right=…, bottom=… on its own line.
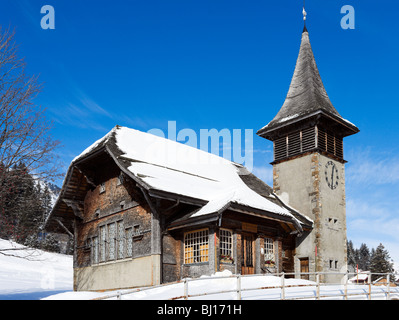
left=325, top=161, right=339, bottom=190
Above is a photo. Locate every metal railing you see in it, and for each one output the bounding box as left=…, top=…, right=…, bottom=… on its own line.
left=93, top=271, right=399, bottom=301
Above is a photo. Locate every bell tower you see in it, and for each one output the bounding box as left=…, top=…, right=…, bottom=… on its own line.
left=257, top=17, right=359, bottom=282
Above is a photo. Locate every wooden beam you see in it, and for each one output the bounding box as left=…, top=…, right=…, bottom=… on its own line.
left=139, top=187, right=162, bottom=256
left=63, top=199, right=84, bottom=220
left=55, top=219, right=74, bottom=238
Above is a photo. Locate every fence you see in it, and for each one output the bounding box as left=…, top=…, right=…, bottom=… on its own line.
left=94, top=271, right=399, bottom=301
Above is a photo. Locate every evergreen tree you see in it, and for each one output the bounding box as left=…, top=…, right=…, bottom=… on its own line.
left=354, top=247, right=360, bottom=269
left=370, top=243, right=395, bottom=281
left=41, top=185, right=53, bottom=225
left=358, top=243, right=371, bottom=271
left=0, top=160, right=65, bottom=254
left=41, top=234, right=61, bottom=253
left=347, top=240, right=357, bottom=270
left=0, top=163, right=49, bottom=245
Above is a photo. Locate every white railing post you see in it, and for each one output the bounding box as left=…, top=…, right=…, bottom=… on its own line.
left=236, top=274, right=242, bottom=300
left=184, top=278, right=188, bottom=300
left=344, top=272, right=348, bottom=300
left=281, top=272, right=285, bottom=300
left=368, top=272, right=371, bottom=300
left=387, top=274, right=391, bottom=300
left=316, top=273, right=320, bottom=300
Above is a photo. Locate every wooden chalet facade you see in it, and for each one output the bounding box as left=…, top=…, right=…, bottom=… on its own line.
left=46, top=126, right=312, bottom=292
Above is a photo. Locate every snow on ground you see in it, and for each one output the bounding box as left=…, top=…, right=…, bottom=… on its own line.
left=44, top=270, right=399, bottom=301
left=1, top=239, right=397, bottom=301
left=44, top=270, right=312, bottom=300
left=0, top=239, right=73, bottom=300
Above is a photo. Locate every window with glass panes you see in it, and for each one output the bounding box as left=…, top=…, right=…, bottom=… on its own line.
left=219, top=229, right=233, bottom=261
left=100, top=226, right=106, bottom=262
left=125, top=228, right=133, bottom=258
left=264, top=238, right=274, bottom=263
left=92, top=237, right=99, bottom=264
left=117, top=221, right=124, bottom=260
left=184, top=229, right=209, bottom=264
left=95, top=221, right=130, bottom=264
left=108, top=223, right=116, bottom=260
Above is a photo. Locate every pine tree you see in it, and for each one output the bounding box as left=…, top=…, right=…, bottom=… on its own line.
left=347, top=240, right=357, bottom=270
left=354, top=247, right=360, bottom=270
left=41, top=234, right=60, bottom=253
left=0, top=163, right=49, bottom=245
left=370, top=243, right=395, bottom=281
left=358, top=243, right=371, bottom=271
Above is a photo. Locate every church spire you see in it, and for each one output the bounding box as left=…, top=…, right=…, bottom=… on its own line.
left=257, top=20, right=359, bottom=142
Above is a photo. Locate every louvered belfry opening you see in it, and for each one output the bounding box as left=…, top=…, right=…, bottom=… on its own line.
left=318, top=128, right=344, bottom=159
left=273, top=126, right=344, bottom=163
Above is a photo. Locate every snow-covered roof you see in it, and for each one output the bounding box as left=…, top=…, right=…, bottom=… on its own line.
left=46, top=126, right=313, bottom=234
left=72, top=126, right=312, bottom=227
left=349, top=272, right=369, bottom=283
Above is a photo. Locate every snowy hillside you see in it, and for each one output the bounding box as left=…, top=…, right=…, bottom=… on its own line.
left=0, top=239, right=73, bottom=300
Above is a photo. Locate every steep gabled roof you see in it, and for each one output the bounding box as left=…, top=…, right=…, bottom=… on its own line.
left=258, top=28, right=359, bottom=139
left=46, top=126, right=313, bottom=233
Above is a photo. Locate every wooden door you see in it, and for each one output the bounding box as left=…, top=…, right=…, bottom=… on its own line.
left=241, top=234, right=254, bottom=275
left=300, top=258, right=309, bottom=280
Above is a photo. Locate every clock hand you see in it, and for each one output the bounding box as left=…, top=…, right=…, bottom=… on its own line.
left=331, top=167, right=334, bottom=186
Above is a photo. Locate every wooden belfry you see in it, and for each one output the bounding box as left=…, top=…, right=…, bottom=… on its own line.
left=257, top=11, right=359, bottom=163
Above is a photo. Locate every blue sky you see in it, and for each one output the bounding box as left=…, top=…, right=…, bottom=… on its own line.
left=2, top=0, right=399, bottom=269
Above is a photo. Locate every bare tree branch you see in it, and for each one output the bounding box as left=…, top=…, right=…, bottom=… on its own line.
left=0, top=27, right=63, bottom=254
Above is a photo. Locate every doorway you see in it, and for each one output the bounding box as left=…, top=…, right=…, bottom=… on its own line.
left=241, top=234, right=254, bottom=275
left=300, top=258, right=309, bottom=280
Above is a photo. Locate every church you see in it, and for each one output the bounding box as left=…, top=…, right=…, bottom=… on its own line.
left=45, top=19, right=358, bottom=291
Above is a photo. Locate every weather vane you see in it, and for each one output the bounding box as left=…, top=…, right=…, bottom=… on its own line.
left=303, top=1, right=307, bottom=22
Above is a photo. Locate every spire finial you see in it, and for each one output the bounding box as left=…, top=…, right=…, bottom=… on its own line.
left=302, top=1, right=308, bottom=33
left=303, top=1, right=307, bottom=22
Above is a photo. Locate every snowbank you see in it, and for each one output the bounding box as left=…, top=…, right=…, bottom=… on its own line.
left=44, top=270, right=316, bottom=301
left=0, top=239, right=73, bottom=298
